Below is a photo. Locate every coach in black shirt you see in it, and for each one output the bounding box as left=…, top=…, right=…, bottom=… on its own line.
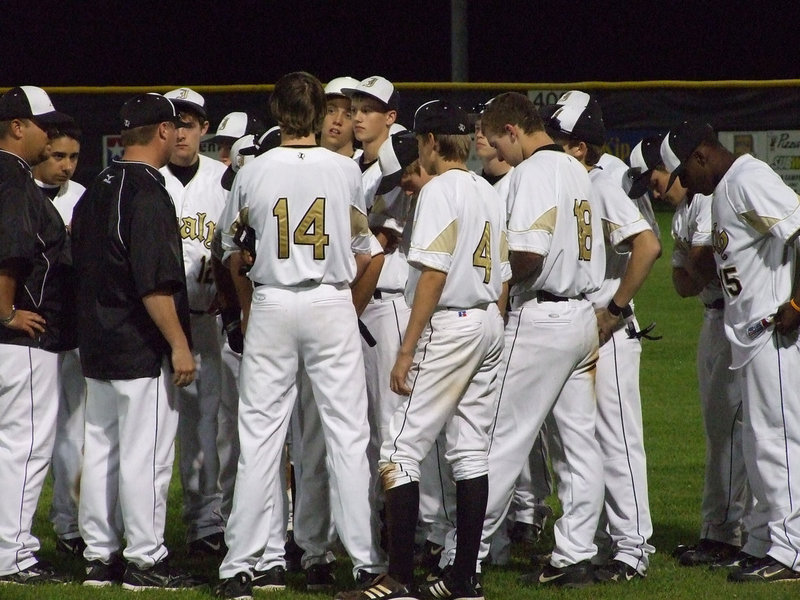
left=71, top=93, right=203, bottom=590
left=0, top=86, right=76, bottom=584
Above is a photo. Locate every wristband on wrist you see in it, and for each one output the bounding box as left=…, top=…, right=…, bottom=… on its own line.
left=790, top=298, right=800, bottom=314
left=1, top=305, right=16, bottom=326
left=607, top=299, right=622, bottom=317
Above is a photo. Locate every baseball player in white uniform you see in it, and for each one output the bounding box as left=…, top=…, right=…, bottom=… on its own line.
left=208, top=111, right=265, bottom=166
left=161, top=87, right=229, bottom=555
left=215, top=72, right=384, bottom=600
left=0, top=86, right=76, bottom=585
left=32, top=125, right=88, bottom=557
left=546, top=102, right=660, bottom=581
left=451, top=92, right=606, bottom=589
left=632, top=135, right=750, bottom=567
left=341, top=99, right=508, bottom=600
left=663, top=119, right=800, bottom=583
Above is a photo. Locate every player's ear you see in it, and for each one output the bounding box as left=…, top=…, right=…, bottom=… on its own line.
left=503, top=123, right=516, bottom=142
left=385, top=110, right=397, bottom=126
left=200, top=121, right=210, bottom=136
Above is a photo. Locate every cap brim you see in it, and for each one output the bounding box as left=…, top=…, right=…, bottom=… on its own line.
left=170, top=99, right=207, bottom=120
left=665, top=167, right=682, bottom=193
left=174, top=118, right=194, bottom=129
left=207, top=134, right=238, bottom=146
left=627, top=172, right=651, bottom=199
left=220, top=166, right=236, bottom=191
left=33, top=111, right=74, bottom=126
left=376, top=171, right=403, bottom=195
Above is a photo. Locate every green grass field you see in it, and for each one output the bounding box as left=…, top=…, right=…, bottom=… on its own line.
left=3, top=211, right=797, bottom=599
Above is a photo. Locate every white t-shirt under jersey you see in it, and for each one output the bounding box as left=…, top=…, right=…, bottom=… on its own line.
left=712, top=153, right=800, bottom=368
left=406, top=168, right=509, bottom=309
left=220, top=145, right=370, bottom=288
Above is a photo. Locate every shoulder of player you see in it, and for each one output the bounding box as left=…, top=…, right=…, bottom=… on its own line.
left=197, top=153, right=228, bottom=176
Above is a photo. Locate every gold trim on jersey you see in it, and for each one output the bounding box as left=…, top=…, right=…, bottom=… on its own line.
left=500, top=230, right=509, bottom=263
left=528, top=206, right=557, bottom=234
left=350, top=207, right=369, bottom=238
left=739, top=210, right=781, bottom=235
left=424, top=219, right=458, bottom=255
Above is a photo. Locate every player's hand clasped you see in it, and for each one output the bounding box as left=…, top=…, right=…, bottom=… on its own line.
left=390, top=349, right=414, bottom=396
left=3, top=309, right=46, bottom=339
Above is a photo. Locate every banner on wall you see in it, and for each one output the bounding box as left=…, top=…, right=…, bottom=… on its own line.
left=719, top=130, right=800, bottom=193
left=102, top=135, right=225, bottom=168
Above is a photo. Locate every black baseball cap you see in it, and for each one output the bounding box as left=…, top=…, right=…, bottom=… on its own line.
left=120, top=93, right=192, bottom=130
left=239, top=126, right=281, bottom=157
left=546, top=99, right=605, bottom=146
left=0, top=86, right=73, bottom=127
left=626, top=135, right=664, bottom=199
left=413, top=100, right=469, bottom=135
left=661, top=120, right=715, bottom=191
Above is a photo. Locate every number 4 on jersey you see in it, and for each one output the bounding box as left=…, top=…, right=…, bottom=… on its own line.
left=472, top=221, right=492, bottom=283
left=272, top=197, right=330, bottom=260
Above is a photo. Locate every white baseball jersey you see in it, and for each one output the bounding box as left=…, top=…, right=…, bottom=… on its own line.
left=492, top=166, right=514, bottom=205
left=586, top=168, right=652, bottom=308
left=220, top=146, right=370, bottom=287
left=406, top=169, right=509, bottom=309
left=506, top=148, right=604, bottom=298
left=597, top=152, right=628, bottom=189
left=711, top=154, right=800, bottom=368
left=35, top=179, right=86, bottom=226
left=162, top=155, right=228, bottom=312
left=671, top=193, right=724, bottom=307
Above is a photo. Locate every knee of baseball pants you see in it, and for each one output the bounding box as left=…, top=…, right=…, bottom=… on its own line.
left=449, top=451, right=488, bottom=482
left=379, top=459, right=420, bottom=491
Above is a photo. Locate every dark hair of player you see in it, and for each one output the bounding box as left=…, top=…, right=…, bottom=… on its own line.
left=49, top=124, right=82, bottom=143
left=480, top=92, right=543, bottom=137
left=270, top=71, right=326, bottom=138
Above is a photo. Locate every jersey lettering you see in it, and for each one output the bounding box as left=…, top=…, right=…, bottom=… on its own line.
left=179, top=212, right=216, bottom=250
left=472, top=221, right=492, bottom=283
left=573, top=199, right=593, bottom=261
left=272, top=197, right=330, bottom=260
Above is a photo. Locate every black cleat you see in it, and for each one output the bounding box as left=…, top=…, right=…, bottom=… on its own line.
left=121, top=560, right=207, bottom=590
left=188, top=531, right=227, bottom=557
left=215, top=572, right=253, bottom=599
left=728, top=556, right=800, bottom=583
left=83, top=556, right=125, bottom=587
left=674, top=538, right=740, bottom=566
left=594, top=559, right=644, bottom=583
left=252, top=564, right=286, bottom=591
left=56, top=535, right=87, bottom=556
left=520, top=560, right=595, bottom=588
left=306, top=561, right=336, bottom=591
left=0, top=560, right=72, bottom=585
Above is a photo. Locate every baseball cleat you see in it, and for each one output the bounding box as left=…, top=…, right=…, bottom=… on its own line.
left=419, top=572, right=483, bottom=599
left=83, top=556, right=125, bottom=587
left=594, top=560, right=645, bottom=583
left=0, top=560, right=72, bottom=585
left=215, top=572, right=253, bottom=599
left=56, top=535, right=87, bottom=556
left=519, top=560, right=595, bottom=588
left=305, top=561, right=336, bottom=591
left=727, top=556, right=800, bottom=583
left=674, top=538, right=740, bottom=566
left=251, top=564, right=286, bottom=591
left=710, top=550, right=762, bottom=571
left=334, top=573, right=417, bottom=600
left=188, top=531, right=227, bottom=557
left=121, top=560, right=207, bottom=590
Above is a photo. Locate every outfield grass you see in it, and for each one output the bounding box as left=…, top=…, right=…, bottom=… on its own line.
left=4, top=211, right=797, bottom=599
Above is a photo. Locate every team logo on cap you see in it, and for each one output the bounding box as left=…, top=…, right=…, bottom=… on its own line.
left=175, top=88, right=190, bottom=99
left=458, top=123, right=466, bottom=132
left=363, top=77, right=378, bottom=88
left=124, top=119, right=130, bottom=127
left=219, top=116, right=230, bottom=131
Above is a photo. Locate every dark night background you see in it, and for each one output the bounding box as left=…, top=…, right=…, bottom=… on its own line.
left=1, top=2, right=798, bottom=86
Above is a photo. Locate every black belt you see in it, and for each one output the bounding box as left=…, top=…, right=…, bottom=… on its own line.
left=536, top=290, right=583, bottom=303
left=705, top=299, right=725, bottom=310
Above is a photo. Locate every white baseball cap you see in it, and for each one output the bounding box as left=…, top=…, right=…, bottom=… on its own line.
left=325, top=77, right=360, bottom=98
left=209, top=111, right=266, bottom=144
left=342, top=76, right=399, bottom=110
left=556, top=90, right=592, bottom=108
left=164, top=87, right=207, bottom=120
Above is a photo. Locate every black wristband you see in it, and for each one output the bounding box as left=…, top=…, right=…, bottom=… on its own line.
left=607, top=299, right=623, bottom=316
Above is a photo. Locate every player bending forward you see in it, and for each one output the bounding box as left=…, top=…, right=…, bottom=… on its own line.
left=338, top=99, right=509, bottom=600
